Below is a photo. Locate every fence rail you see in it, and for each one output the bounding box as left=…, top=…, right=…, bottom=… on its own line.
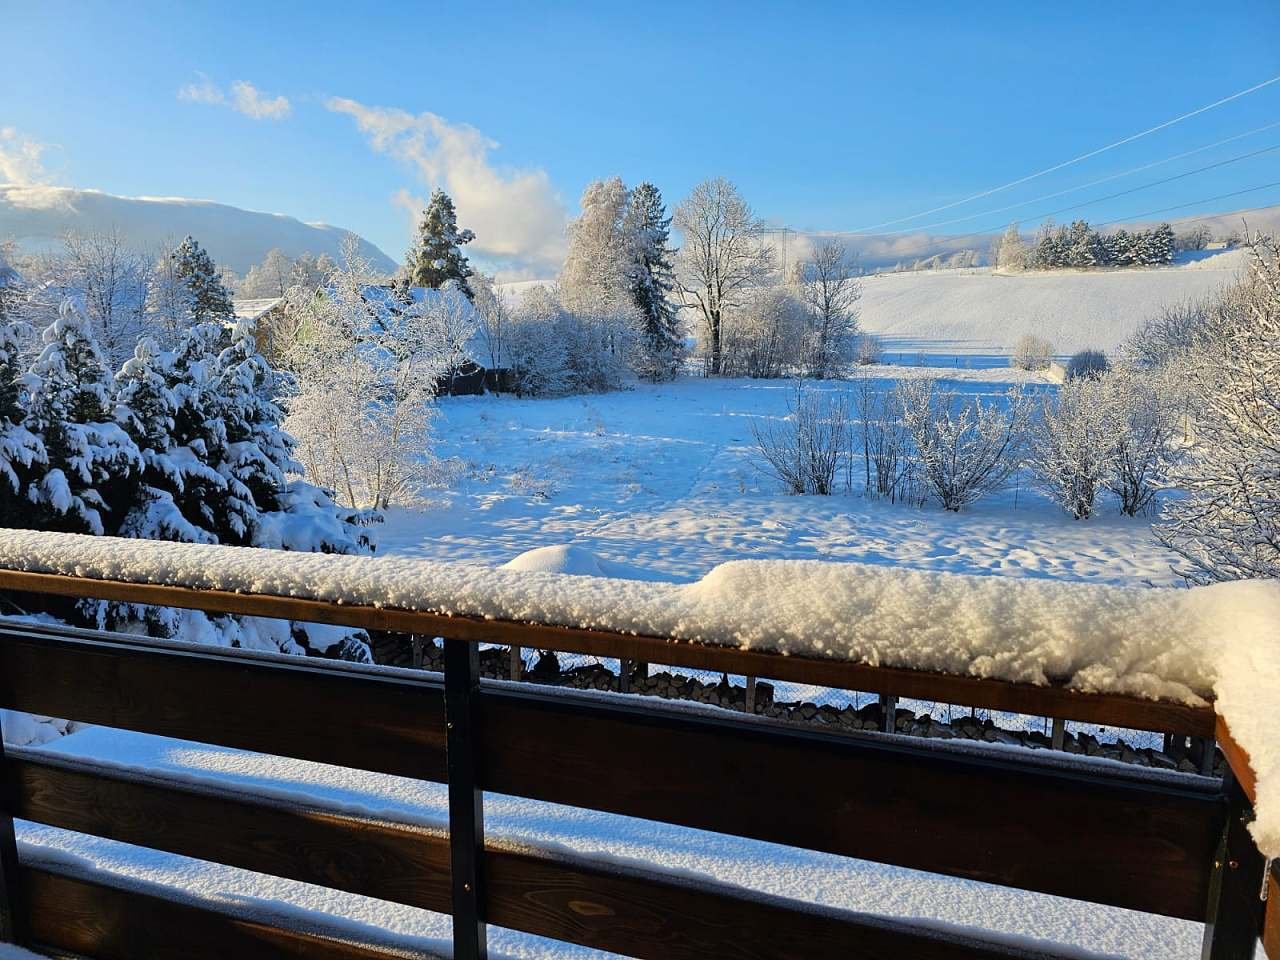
left=0, top=569, right=1273, bottom=960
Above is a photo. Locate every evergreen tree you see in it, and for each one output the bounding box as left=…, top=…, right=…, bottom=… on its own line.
left=406, top=189, right=475, bottom=298
left=625, top=182, right=682, bottom=380
left=171, top=236, right=235, bottom=325
left=0, top=320, right=44, bottom=524
left=1066, top=220, right=1103, bottom=268
left=26, top=299, right=142, bottom=534
left=115, top=335, right=227, bottom=544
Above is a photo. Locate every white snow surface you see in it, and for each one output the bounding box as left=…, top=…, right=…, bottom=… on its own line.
left=858, top=251, right=1245, bottom=355
left=1, top=527, right=1279, bottom=856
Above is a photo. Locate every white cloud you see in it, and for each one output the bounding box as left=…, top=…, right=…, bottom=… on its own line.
left=178, top=75, right=291, bottom=121
left=325, top=97, right=566, bottom=277
left=0, top=127, right=54, bottom=186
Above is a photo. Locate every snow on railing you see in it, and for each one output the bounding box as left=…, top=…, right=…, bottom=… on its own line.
left=0, top=528, right=1276, bottom=857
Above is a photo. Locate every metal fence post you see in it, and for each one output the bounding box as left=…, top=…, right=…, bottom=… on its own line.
left=1200, top=772, right=1266, bottom=960
left=444, top=637, right=487, bottom=960
left=0, top=725, right=27, bottom=945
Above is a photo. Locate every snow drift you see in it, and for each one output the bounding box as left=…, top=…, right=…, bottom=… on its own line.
left=0, top=529, right=1276, bottom=856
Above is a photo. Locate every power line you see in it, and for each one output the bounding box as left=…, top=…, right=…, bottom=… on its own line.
left=845, top=73, right=1280, bottom=234
left=1093, top=181, right=1280, bottom=228
left=868, top=120, right=1280, bottom=236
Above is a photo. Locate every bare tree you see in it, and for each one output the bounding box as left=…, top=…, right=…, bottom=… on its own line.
left=899, top=377, right=1031, bottom=511
left=470, top=274, right=511, bottom=391
left=1104, top=366, right=1183, bottom=516
left=674, top=178, right=774, bottom=376
left=799, top=238, right=861, bottom=378
left=1009, top=334, right=1054, bottom=371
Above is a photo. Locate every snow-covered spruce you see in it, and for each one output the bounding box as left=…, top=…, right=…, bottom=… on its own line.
left=0, top=529, right=1278, bottom=857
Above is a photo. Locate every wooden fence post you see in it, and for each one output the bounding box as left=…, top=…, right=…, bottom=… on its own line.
left=1051, top=717, right=1066, bottom=751
left=508, top=645, right=521, bottom=681
left=879, top=694, right=898, bottom=733
left=745, top=676, right=757, bottom=714
left=0, top=726, right=27, bottom=945
left=444, top=638, right=487, bottom=960
left=1200, top=772, right=1266, bottom=960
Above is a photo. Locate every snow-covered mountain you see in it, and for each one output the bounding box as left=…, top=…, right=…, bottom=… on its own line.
left=0, top=185, right=397, bottom=275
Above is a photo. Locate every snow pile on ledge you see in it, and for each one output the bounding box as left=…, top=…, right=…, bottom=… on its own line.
left=0, top=530, right=1277, bottom=855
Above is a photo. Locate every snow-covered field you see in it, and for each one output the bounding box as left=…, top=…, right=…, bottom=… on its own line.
left=858, top=250, right=1245, bottom=357
left=380, top=369, right=1182, bottom=588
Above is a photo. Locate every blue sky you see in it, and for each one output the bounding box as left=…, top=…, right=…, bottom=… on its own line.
left=3, top=1, right=1280, bottom=275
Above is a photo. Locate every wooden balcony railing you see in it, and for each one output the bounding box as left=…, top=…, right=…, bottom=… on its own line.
left=0, top=567, right=1274, bottom=960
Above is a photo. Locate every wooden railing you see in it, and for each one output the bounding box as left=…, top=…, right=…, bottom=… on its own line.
left=0, top=568, right=1274, bottom=960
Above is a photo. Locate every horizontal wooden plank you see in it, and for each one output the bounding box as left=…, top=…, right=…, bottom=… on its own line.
left=484, top=844, right=1068, bottom=960
left=11, top=751, right=1068, bottom=960
left=0, top=568, right=1213, bottom=734
left=0, top=626, right=446, bottom=782
left=480, top=685, right=1224, bottom=921
left=20, top=865, right=432, bottom=960
left=7, top=751, right=452, bottom=916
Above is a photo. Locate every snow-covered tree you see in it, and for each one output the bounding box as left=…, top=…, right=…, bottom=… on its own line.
left=1157, top=238, right=1280, bottom=581
left=285, top=246, right=464, bottom=509
left=798, top=238, right=861, bottom=378
left=898, top=377, right=1031, bottom=511
left=675, top=178, right=774, bottom=376
left=993, top=223, right=1026, bottom=272
left=25, top=299, right=142, bottom=534
left=406, top=189, right=475, bottom=298
left=624, top=182, right=682, bottom=381
left=721, top=286, right=807, bottom=378
left=0, top=319, right=44, bottom=524
left=239, top=248, right=295, bottom=298
left=1028, top=377, right=1117, bottom=519
left=170, top=236, right=235, bottom=325
left=1103, top=366, right=1183, bottom=516
left=471, top=273, right=511, bottom=390
left=505, top=285, right=573, bottom=398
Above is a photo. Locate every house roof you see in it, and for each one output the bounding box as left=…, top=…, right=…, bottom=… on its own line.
left=232, top=298, right=284, bottom=321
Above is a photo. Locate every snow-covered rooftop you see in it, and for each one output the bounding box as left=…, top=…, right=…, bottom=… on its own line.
left=0, top=528, right=1276, bottom=857
left=231, top=297, right=283, bottom=322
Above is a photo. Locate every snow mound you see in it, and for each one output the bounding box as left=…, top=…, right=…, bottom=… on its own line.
left=501, top=544, right=678, bottom=582
left=0, top=529, right=1277, bottom=855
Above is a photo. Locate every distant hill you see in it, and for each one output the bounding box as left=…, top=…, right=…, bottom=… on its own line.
left=858, top=249, right=1247, bottom=356
left=0, top=185, right=397, bottom=275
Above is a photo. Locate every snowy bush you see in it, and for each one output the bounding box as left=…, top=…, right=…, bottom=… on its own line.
left=751, top=381, right=851, bottom=495
left=721, top=287, right=808, bottom=379
left=1120, top=297, right=1212, bottom=370
left=1157, top=237, right=1280, bottom=582
left=1009, top=334, right=1054, bottom=371
left=856, top=334, right=883, bottom=366
left=850, top=371, right=914, bottom=503
left=1065, top=349, right=1109, bottom=380
left=1103, top=366, right=1184, bottom=516
left=1027, top=377, right=1116, bottom=520
left=898, top=377, right=1031, bottom=511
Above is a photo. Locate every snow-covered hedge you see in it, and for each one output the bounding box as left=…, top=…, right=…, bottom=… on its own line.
left=0, top=529, right=1276, bottom=856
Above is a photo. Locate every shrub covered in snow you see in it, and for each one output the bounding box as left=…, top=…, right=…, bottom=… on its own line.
left=1009, top=334, right=1054, bottom=371
left=751, top=381, right=852, bottom=495
left=899, top=377, right=1031, bottom=511
left=1065, top=349, right=1109, bottom=380
left=1158, top=237, right=1280, bottom=582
